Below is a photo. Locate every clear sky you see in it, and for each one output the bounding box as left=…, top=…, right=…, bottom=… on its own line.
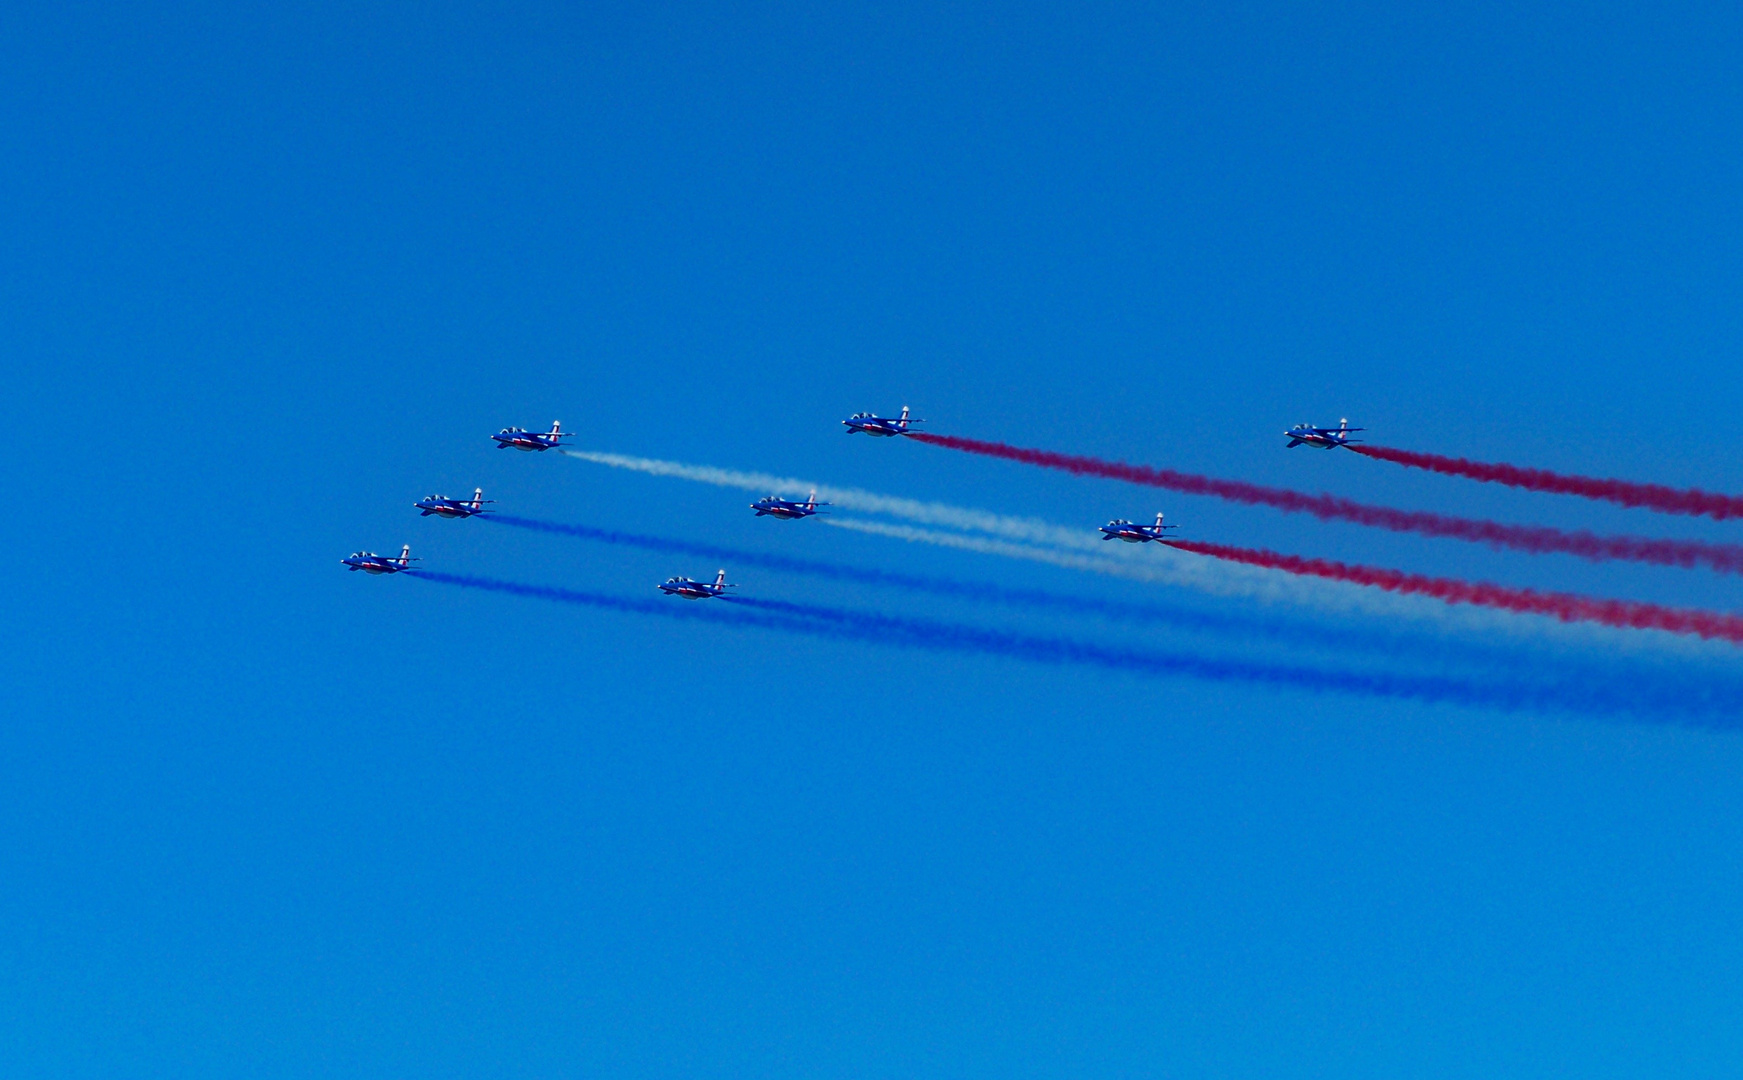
left=5, top=2, right=1743, bottom=1076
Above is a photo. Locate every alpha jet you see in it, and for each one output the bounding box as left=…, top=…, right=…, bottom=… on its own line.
left=751, top=490, right=827, bottom=519
left=415, top=488, right=493, bottom=518
left=342, top=544, right=418, bottom=574
left=1100, top=513, right=1178, bottom=543
left=492, top=421, right=572, bottom=451
left=658, top=569, right=735, bottom=600
left=1284, top=418, right=1363, bottom=449
left=842, top=405, right=920, bottom=437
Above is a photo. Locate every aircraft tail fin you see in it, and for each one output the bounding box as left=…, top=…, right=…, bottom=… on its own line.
left=471, top=487, right=484, bottom=509
left=1155, top=512, right=1166, bottom=528
left=807, top=489, right=817, bottom=510
left=551, top=420, right=562, bottom=435
left=898, top=405, right=910, bottom=429
left=715, top=568, right=727, bottom=587
left=397, top=544, right=412, bottom=565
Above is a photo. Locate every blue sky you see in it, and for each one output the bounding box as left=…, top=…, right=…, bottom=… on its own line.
left=5, top=2, right=1743, bottom=1076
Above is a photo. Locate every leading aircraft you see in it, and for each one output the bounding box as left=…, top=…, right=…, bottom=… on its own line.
left=1284, top=418, right=1363, bottom=449
left=658, top=569, right=735, bottom=599
left=492, top=421, right=572, bottom=451
left=342, top=544, right=418, bottom=574
left=1100, top=513, right=1177, bottom=543
left=842, top=405, right=920, bottom=437
left=750, top=490, right=827, bottom=519
left=415, top=488, right=493, bottom=518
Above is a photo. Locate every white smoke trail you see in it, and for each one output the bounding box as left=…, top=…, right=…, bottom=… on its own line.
left=562, top=448, right=1729, bottom=656
left=823, top=517, right=1469, bottom=617
left=822, top=518, right=1739, bottom=656
left=822, top=517, right=1234, bottom=587
left=563, top=449, right=1095, bottom=549
left=567, top=449, right=1508, bottom=625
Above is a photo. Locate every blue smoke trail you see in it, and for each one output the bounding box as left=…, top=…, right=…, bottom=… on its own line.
left=730, top=595, right=1743, bottom=725
left=490, top=513, right=1317, bottom=636
left=484, top=514, right=1734, bottom=687
left=407, top=569, right=1738, bottom=726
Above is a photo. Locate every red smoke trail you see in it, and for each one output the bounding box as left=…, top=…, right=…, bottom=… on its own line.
left=1162, top=539, right=1743, bottom=644
left=1350, top=444, right=1743, bottom=521
left=907, top=431, right=1743, bottom=574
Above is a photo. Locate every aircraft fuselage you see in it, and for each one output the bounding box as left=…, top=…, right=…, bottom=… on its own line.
left=347, top=560, right=402, bottom=574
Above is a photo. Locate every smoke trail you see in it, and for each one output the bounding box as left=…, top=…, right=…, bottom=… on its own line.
left=818, top=516, right=1394, bottom=610
left=492, top=511, right=1184, bottom=605
left=561, top=448, right=1091, bottom=549
left=908, top=432, right=1743, bottom=574
left=492, top=513, right=1743, bottom=696
left=556, top=446, right=1743, bottom=654
left=730, top=595, right=1736, bottom=724
left=492, top=512, right=1237, bottom=611
left=1351, top=444, right=1743, bottom=521
left=1163, top=539, right=1743, bottom=644
left=562, top=446, right=1438, bottom=610
left=492, top=513, right=1211, bottom=617
left=406, top=570, right=1723, bottom=722
left=558, top=446, right=1514, bottom=627
left=491, top=513, right=1557, bottom=669
left=405, top=569, right=936, bottom=645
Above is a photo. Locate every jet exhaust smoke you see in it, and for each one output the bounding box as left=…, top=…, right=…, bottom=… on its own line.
left=490, top=514, right=1743, bottom=700
left=560, top=448, right=1088, bottom=548
left=558, top=447, right=1740, bottom=649
left=559, top=447, right=1519, bottom=624
left=1350, top=444, right=1743, bottom=521
left=491, top=513, right=1577, bottom=668
left=1163, top=539, right=1743, bottom=645
left=406, top=569, right=1730, bottom=722
left=908, top=432, right=1743, bottom=574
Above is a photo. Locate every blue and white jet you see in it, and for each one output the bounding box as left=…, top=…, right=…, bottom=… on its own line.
left=342, top=544, right=418, bottom=574
left=842, top=405, right=920, bottom=437
left=492, top=421, right=572, bottom=451
left=1100, top=513, right=1178, bottom=542
left=1284, top=418, right=1363, bottom=449
left=415, top=488, right=493, bottom=518
left=750, top=490, right=827, bottom=519
left=658, top=569, right=735, bottom=599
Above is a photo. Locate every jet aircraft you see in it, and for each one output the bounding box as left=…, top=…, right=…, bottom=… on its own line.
left=842, top=405, right=920, bottom=437
left=1284, top=418, right=1363, bottom=449
left=750, top=490, right=827, bottom=519
left=415, top=488, right=493, bottom=518
left=1100, top=512, right=1178, bottom=542
left=342, top=545, right=418, bottom=574
left=492, top=421, right=572, bottom=451
left=658, top=568, right=735, bottom=599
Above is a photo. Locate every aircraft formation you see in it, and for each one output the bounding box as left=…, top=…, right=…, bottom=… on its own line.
left=333, top=400, right=1743, bottom=728
left=344, top=400, right=1743, bottom=680
left=345, top=407, right=1249, bottom=599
